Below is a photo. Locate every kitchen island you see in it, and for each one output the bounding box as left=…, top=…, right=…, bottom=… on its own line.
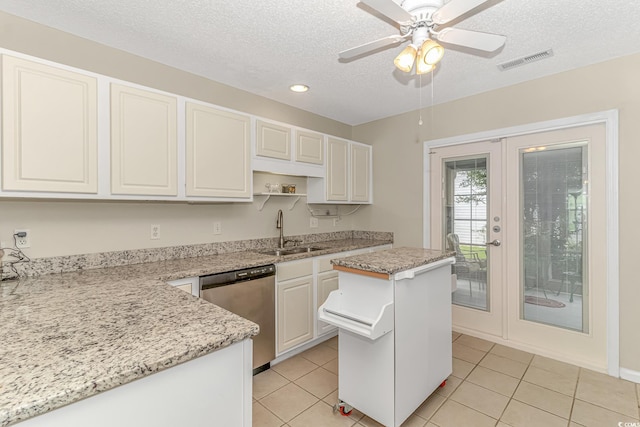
left=0, top=237, right=391, bottom=426
left=321, top=247, right=455, bottom=427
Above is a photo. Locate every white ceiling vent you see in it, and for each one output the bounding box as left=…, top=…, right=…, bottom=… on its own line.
left=497, top=49, right=554, bottom=71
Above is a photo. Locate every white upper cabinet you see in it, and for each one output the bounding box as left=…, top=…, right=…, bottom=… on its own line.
left=350, top=142, right=371, bottom=203
left=110, top=84, right=178, bottom=196
left=295, top=130, right=324, bottom=165
left=252, top=121, right=325, bottom=178
left=0, top=51, right=370, bottom=203
left=256, top=119, right=291, bottom=160
left=326, top=137, right=349, bottom=201
left=1, top=55, right=98, bottom=193
left=185, top=102, right=251, bottom=198
left=307, top=138, right=372, bottom=204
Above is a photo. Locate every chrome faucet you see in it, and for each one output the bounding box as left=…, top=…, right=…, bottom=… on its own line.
left=276, top=209, right=285, bottom=249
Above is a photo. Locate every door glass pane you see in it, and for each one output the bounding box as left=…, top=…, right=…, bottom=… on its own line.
left=520, top=144, right=588, bottom=332
left=443, top=157, right=489, bottom=311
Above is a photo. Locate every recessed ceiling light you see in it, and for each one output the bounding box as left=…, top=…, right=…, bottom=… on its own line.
left=289, top=84, right=309, bottom=93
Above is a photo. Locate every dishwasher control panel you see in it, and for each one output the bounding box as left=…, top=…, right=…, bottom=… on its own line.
left=237, top=265, right=276, bottom=279
left=200, top=264, right=276, bottom=288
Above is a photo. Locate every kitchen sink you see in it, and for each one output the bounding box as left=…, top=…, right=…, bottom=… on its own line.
left=259, top=246, right=324, bottom=256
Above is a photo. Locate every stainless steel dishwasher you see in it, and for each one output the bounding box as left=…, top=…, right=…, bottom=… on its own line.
left=199, top=264, right=275, bottom=374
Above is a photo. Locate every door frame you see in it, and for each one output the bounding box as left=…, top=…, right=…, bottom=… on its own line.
left=422, top=110, right=619, bottom=377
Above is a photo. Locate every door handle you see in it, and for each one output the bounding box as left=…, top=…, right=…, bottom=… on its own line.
left=486, top=239, right=501, bottom=247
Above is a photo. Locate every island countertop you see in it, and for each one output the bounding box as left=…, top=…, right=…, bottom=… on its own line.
left=331, top=247, right=455, bottom=276
left=0, top=237, right=391, bottom=426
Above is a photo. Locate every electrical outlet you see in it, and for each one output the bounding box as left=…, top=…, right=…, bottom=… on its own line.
left=150, top=224, right=161, bottom=240
left=333, top=218, right=340, bottom=227
left=14, top=229, right=30, bottom=248
left=310, top=217, right=319, bottom=228
left=213, top=222, right=222, bottom=235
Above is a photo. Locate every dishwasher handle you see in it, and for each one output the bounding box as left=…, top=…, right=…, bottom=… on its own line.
left=199, top=264, right=275, bottom=289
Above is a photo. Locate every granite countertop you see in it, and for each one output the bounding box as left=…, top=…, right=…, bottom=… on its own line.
left=0, top=238, right=390, bottom=426
left=331, top=246, right=455, bottom=276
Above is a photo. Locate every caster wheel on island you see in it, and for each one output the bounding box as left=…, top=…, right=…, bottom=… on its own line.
left=333, top=402, right=353, bottom=417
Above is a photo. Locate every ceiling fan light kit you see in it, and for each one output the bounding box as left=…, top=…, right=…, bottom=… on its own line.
left=416, top=54, right=435, bottom=74
left=393, top=25, right=443, bottom=73
left=420, top=39, right=444, bottom=65
left=341, top=0, right=506, bottom=75
left=394, top=44, right=418, bottom=72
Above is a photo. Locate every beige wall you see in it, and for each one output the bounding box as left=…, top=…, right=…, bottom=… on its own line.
left=0, top=173, right=359, bottom=257
left=0, top=12, right=359, bottom=257
left=0, top=12, right=351, bottom=137
left=353, top=53, right=640, bottom=372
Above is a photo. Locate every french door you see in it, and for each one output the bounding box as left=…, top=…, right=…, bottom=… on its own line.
left=430, top=124, right=608, bottom=370
left=430, top=140, right=503, bottom=337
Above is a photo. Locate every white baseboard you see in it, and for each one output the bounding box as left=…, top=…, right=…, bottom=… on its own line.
left=271, top=331, right=338, bottom=366
left=620, top=367, right=640, bottom=384
left=452, top=326, right=608, bottom=374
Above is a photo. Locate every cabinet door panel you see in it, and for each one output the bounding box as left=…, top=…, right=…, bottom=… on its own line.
left=277, top=277, right=313, bottom=353
left=256, top=120, right=291, bottom=160
left=326, top=138, right=348, bottom=201
left=296, top=131, right=324, bottom=165
left=317, top=271, right=339, bottom=335
left=186, top=103, right=251, bottom=198
left=350, top=143, right=371, bottom=203
left=2, top=55, right=98, bottom=193
left=110, top=84, right=177, bottom=195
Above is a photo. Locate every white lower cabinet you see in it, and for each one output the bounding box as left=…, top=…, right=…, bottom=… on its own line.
left=16, top=340, right=253, bottom=427
left=167, top=276, right=199, bottom=297
left=276, top=259, right=314, bottom=354
left=276, top=245, right=392, bottom=356
left=316, top=271, right=339, bottom=336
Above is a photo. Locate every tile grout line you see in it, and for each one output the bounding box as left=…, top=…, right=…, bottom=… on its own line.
left=259, top=334, right=640, bottom=426
left=567, top=367, right=581, bottom=425
left=255, top=399, right=289, bottom=426
left=453, top=338, right=578, bottom=426
left=258, top=349, right=340, bottom=427
left=256, top=364, right=320, bottom=425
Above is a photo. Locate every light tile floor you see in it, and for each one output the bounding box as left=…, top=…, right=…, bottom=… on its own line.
left=253, top=333, right=640, bottom=426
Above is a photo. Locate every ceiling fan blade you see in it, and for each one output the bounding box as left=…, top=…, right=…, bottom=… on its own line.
left=339, top=35, right=407, bottom=59
left=435, top=27, right=506, bottom=52
left=361, top=0, right=414, bottom=25
left=432, top=0, right=489, bottom=25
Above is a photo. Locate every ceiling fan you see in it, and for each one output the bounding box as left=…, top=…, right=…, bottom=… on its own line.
left=340, top=0, right=506, bottom=74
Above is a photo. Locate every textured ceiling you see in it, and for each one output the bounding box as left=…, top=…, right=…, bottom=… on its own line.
left=1, top=0, right=639, bottom=125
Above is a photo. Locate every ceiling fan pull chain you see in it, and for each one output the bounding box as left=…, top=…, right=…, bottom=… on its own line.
left=430, top=70, right=435, bottom=133
left=419, top=73, right=423, bottom=126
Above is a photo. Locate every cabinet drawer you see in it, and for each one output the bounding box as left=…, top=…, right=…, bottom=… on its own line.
left=277, top=259, right=313, bottom=281
left=318, top=255, right=347, bottom=273
left=318, top=257, right=333, bottom=273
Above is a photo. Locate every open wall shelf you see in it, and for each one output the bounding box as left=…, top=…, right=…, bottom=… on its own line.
left=253, top=193, right=306, bottom=211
